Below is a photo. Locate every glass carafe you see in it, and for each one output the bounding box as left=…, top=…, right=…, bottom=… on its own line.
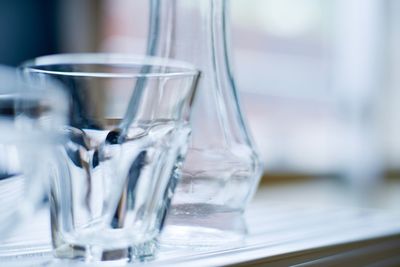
left=148, top=0, right=262, bottom=246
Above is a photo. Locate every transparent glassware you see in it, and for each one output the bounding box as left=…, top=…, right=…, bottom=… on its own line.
left=23, top=54, right=200, bottom=262
left=0, top=65, right=67, bottom=240
left=148, top=0, right=262, bottom=246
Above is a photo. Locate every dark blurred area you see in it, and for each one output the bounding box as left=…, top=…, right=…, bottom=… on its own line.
left=0, top=0, right=102, bottom=66
left=0, top=0, right=59, bottom=66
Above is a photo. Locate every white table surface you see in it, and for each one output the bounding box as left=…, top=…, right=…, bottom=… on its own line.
left=1, top=180, right=400, bottom=266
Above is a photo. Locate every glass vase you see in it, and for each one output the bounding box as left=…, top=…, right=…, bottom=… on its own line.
left=148, top=0, right=262, bottom=246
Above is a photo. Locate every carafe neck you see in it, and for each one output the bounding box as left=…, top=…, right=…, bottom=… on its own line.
left=148, top=0, right=253, bottom=149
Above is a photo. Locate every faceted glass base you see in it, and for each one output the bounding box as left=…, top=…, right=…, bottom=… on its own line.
left=53, top=239, right=158, bottom=263
left=160, top=204, right=247, bottom=247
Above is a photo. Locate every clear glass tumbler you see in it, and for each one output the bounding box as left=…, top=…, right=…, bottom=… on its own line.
left=23, top=54, right=199, bottom=262
left=0, top=65, right=67, bottom=240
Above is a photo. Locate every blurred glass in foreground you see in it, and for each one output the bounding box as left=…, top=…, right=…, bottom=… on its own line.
left=0, top=65, right=67, bottom=240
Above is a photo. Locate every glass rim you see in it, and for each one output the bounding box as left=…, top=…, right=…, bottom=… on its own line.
left=22, top=53, right=200, bottom=79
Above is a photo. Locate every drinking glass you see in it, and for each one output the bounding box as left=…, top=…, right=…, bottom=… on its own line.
left=0, top=65, right=67, bottom=240
left=23, top=54, right=199, bottom=262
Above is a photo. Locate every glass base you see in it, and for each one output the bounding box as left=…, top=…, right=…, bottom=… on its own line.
left=159, top=203, right=247, bottom=248
left=53, top=239, right=158, bottom=263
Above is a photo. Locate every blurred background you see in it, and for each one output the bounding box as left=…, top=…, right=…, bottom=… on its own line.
left=1, top=0, right=399, bottom=211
